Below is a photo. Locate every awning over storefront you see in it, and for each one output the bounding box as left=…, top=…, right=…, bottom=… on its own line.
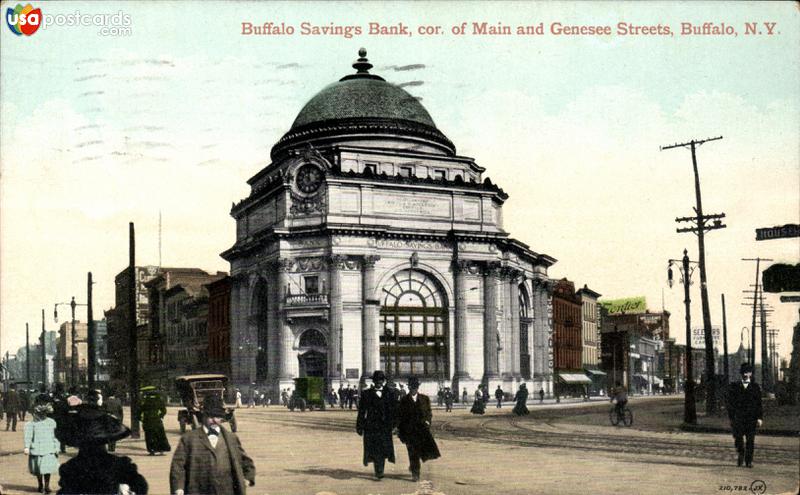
left=585, top=369, right=607, bottom=376
left=633, top=374, right=663, bottom=386
left=557, top=372, right=592, bottom=384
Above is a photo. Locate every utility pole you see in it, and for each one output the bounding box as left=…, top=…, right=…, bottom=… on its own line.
left=87, top=272, right=95, bottom=389
left=668, top=249, right=698, bottom=424
left=70, top=297, right=77, bottom=386
left=742, top=258, right=771, bottom=367
left=759, top=290, right=768, bottom=391
left=40, top=310, right=47, bottom=389
left=721, top=294, right=729, bottom=385
left=662, top=136, right=726, bottom=415
left=128, top=222, right=140, bottom=438
left=26, top=323, right=31, bottom=387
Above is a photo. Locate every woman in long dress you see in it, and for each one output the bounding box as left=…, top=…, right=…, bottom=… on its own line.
left=139, top=387, right=170, bottom=455
left=24, top=404, right=60, bottom=493
left=512, top=383, right=530, bottom=416
left=470, top=385, right=486, bottom=415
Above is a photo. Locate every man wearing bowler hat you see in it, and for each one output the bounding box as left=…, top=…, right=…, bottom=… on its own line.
left=356, top=370, right=397, bottom=480
left=170, top=395, right=255, bottom=494
left=726, top=363, right=763, bottom=468
left=397, top=376, right=440, bottom=481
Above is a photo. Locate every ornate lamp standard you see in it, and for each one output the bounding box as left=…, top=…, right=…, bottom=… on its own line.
left=668, top=249, right=699, bottom=424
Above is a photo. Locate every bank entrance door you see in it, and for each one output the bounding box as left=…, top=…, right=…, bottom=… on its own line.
left=299, top=350, right=327, bottom=378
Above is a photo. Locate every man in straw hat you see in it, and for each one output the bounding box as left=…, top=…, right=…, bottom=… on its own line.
left=397, top=376, right=440, bottom=482
left=726, top=362, right=763, bottom=468
left=356, top=370, right=397, bottom=480
left=170, top=394, right=255, bottom=495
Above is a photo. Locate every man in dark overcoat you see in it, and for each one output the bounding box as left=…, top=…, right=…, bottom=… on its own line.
left=726, top=363, right=763, bottom=468
left=356, top=370, right=396, bottom=480
left=397, top=376, right=440, bottom=481
left=4, top=383, right=20, bottom=431
left=103, top=388, right=124, bottom=452
left=495, top=385, right=504, bottom=408
left=443, top=387, right=453, bottom=412
left=170, top=394, right=255, bottom=495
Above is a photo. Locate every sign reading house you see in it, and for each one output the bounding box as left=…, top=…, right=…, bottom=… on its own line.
left=600, top=296, right=647, bottom=315
left=755, top=224, right=799, bottom=241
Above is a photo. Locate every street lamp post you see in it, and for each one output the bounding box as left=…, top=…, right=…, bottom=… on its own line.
left=668, top=249, right=699, bottom=424
left=55, top=297, right=88, bottom=388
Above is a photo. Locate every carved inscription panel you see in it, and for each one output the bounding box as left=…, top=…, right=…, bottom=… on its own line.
left=373, top=193, right=451, bottom=219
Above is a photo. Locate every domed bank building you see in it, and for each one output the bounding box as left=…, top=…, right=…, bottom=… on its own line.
left=222, top=50, right=557, bottom=399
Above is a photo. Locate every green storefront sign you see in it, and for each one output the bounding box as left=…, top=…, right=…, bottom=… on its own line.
left=600, top=296, right=647, bottom=315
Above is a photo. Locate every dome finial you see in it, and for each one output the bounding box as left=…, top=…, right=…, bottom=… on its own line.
left=353, top=48, right=373, bottom=74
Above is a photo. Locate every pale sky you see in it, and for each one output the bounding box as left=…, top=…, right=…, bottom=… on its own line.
left=1, top=1, right=798, bottom=367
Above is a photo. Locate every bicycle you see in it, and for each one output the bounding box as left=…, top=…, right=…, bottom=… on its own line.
left=609, top=405, right=633, bottom=426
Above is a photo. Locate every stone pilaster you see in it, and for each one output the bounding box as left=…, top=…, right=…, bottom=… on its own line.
left=483, top=261, right=501, bottom=381
left=264, top=262, right=280, bottom=384
left=361, top=255, right=380, bottom=379
left=277, top=258, right=294, bottom=381
left=229, top=274, right=249, bottom=385
left=453, top=259, right=471, bottom=380
left=499, top=267, right=513, bottom=380
left=328, top=254, right=346, bottom=380
left=510, top=273, right=521, bottom=379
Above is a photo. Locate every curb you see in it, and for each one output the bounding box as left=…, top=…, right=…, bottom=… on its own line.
left=680, top=423, right=799, bottom=437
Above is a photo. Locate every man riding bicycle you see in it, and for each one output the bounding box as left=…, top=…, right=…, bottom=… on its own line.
left=610, top=382, right=628, bottom=419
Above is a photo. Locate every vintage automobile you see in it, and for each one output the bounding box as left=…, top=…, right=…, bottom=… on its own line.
left=288, top=376, right=326, bottom=411
left=175, top=374, right=237, bottom=432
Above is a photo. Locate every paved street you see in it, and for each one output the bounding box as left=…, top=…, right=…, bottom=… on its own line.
left=1, top=397, right=797, bottom=495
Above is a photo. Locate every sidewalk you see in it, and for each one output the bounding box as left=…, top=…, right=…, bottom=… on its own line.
left=431, top=392, right=673, bottom=410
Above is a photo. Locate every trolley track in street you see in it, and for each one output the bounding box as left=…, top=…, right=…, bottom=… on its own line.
left=237, top=404, right=798, bottom=467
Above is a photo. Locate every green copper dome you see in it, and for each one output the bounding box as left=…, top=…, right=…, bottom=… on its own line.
left=291, top=78, right=437, bottom=130
left=271, top=49, right=455, bottom=159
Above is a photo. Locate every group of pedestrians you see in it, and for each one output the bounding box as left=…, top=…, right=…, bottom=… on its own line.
left=469, top=383, right=529, bottom=416
left=5, top=362, right=765, bottom=492
left=356, top=371, right=440, bottom=481
left=1, top=383, right=31, bottom=431
left=9, top=383, right=253, bottom=494
left=336, top=384, right=359, bottom=409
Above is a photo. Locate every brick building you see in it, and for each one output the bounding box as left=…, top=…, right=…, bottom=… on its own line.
left=146, top=268, right=226, bottom=392
left=55, top=321, right=87, bottom=387
left=553, top=279, right=590, bottom=395
left=105, top=265, right=162, bottom=393
left=206, top=276, right=231, bottom=376
left=599, top=299, right=670, bottom=393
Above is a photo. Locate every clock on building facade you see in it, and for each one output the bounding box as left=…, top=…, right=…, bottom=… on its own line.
left=295, top=164, right=323, bottom=194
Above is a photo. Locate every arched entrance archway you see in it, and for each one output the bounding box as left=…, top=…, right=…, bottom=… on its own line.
left=298, top=329, right=327, bottom=378
left=379, top=269, right=449, bottom=383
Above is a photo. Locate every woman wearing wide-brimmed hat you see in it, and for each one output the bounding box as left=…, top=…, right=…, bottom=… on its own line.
left=56, top=404, right=148, bottom=494
left=24, top=404, right=59, bottom=493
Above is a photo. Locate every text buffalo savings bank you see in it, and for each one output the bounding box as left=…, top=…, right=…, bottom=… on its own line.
left=221, top=49, right=558, bottom=400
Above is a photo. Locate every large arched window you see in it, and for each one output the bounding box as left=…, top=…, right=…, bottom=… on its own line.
left=380, top=269, right=448, bottom=379
left=299, top=328, right=326, bottom=348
